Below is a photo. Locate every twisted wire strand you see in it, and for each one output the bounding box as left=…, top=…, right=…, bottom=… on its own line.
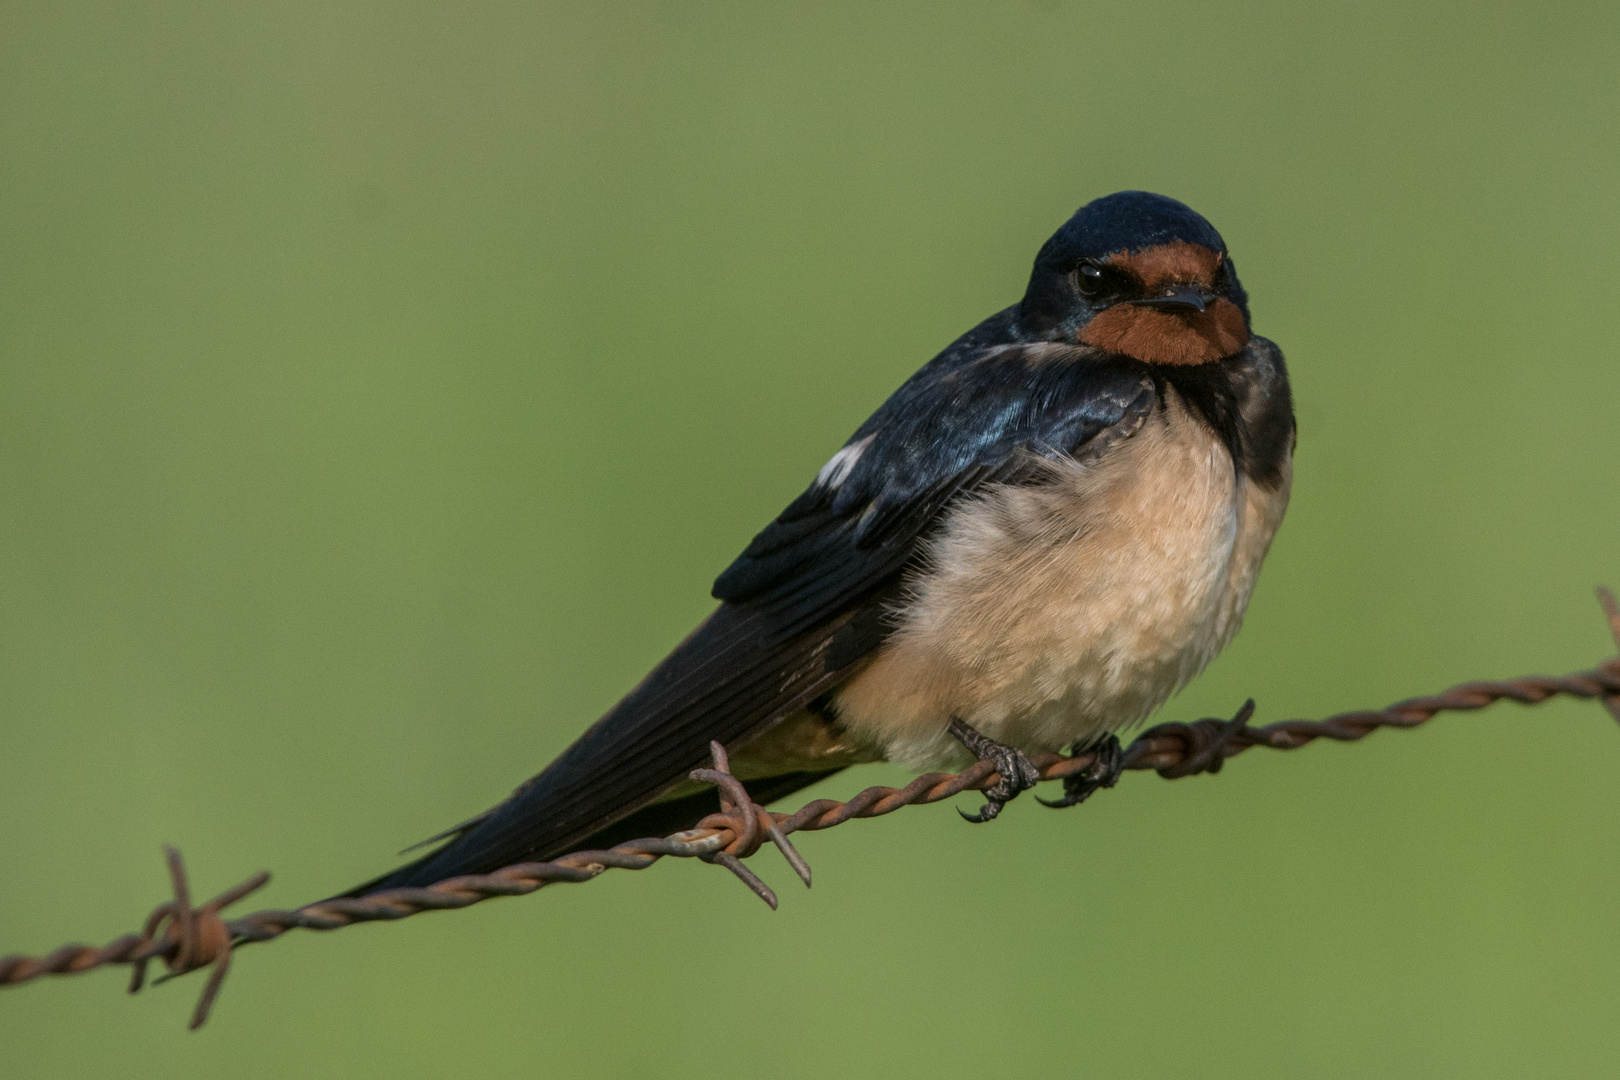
left=4, top=589, right=1619, bottom=1029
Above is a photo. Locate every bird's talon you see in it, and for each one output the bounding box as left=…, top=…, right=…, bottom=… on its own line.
left=957, top=803, right=1000, bottom=823
left=1039, top=734, right=1125, bottom=809
left=948, top=719, right=1041, bottom=823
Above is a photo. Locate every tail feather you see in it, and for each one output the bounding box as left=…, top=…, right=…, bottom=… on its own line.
left=338, top=768, right=843, bottom=898
left=332, top=599, right=886, bottom=899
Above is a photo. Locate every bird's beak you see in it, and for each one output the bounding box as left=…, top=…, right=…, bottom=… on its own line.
left=1128, top=287, right=1212, bottom=313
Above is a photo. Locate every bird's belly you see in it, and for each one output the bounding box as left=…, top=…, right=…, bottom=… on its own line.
left=832, top=397, right=1290, bottom=771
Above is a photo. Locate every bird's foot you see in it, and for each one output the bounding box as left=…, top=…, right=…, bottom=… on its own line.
left=1037, top=734, right=1124, bottom=809
left=948, top=719, right=1042, bottom=823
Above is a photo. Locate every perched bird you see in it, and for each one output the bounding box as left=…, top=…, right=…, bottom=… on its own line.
left=345, top=190, right=1294, bottom=896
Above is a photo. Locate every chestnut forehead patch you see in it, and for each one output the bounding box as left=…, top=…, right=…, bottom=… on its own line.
left=1108, top=241, right=1222, bottom=289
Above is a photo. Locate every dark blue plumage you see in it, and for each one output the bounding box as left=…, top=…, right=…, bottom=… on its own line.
left=712, top=314, right=1156, bottom=639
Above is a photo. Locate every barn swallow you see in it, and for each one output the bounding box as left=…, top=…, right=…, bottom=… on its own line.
left=344, top=190, right=1294, bottom=896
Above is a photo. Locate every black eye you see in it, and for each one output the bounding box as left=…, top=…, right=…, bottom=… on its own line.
left=1076, top=262, right=1106, bottom=297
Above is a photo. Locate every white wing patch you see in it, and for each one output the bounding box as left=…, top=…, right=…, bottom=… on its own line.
left=815, top=433, right=875, bottom=490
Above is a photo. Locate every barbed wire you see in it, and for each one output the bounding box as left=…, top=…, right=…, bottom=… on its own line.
left=5, top=589, right=1619, bottom=1030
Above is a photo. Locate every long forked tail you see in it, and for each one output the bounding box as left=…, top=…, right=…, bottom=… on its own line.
left=333, top=602, right=879, bottom=898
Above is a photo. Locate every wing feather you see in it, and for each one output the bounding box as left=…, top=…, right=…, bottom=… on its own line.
left=345, top=336, right=1156, bottom=895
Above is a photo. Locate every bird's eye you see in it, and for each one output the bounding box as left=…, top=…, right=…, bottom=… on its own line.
left=1076, top=263, right=1106, bottom=297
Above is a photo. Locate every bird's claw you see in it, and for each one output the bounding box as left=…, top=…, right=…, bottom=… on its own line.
left=949, top=719, right=1042, bottom=823
left=1036, top=734, right=1125, bottom=808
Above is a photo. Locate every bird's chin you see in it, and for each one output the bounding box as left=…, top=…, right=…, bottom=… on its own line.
left=1077, top=300, right=1249, bottom=366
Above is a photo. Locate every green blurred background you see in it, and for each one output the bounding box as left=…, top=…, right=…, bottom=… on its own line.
left=3, top=2, right=1619, bottom=1077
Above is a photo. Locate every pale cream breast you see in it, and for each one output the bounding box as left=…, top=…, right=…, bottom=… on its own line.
left=830, top=388, right=1291, bottom=771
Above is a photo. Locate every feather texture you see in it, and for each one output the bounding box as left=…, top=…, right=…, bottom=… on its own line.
left=344, top=321, right=1161, bottom=894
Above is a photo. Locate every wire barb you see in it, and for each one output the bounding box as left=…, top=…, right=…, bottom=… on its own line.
left=1597, top=587, right=1620, bottom=725
left=701, top=852, right=778, bottom=909
left=4, top=588, right=1620, bottom=1028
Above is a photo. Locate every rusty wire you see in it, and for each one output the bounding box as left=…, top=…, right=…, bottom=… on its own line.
left=5, top=588, right=1620, bottom=1029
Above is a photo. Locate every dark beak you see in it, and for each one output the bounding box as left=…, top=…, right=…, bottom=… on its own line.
left=1129, top=287, right=1211, bottom=313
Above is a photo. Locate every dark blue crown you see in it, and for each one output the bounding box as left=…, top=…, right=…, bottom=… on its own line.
left=1040, top=191, right=1227, bottom=267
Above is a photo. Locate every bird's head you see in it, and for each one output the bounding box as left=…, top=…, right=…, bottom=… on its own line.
left=1020, top=191, right=1251, bottom=366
